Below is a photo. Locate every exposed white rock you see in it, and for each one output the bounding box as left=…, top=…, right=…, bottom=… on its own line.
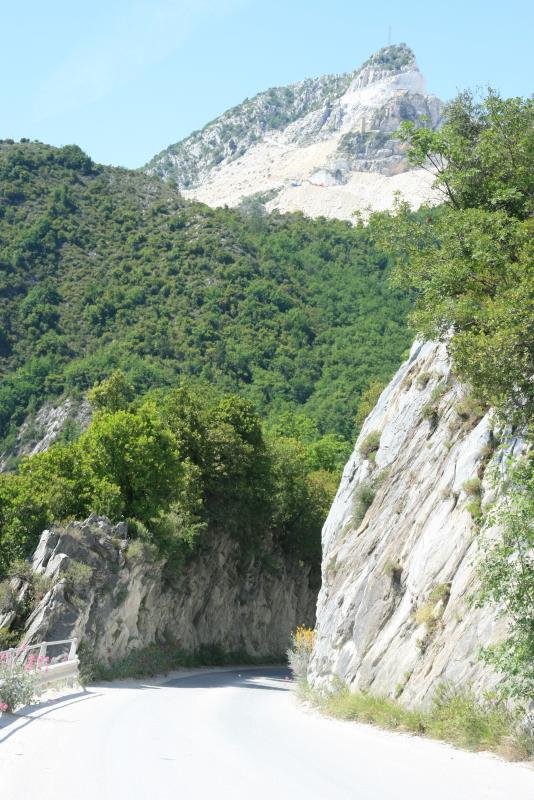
left=146, top=45, right=442, bottom=221
left=0, top=398, right=91, bottom=471
left=309, top=340, right=519, bottom=706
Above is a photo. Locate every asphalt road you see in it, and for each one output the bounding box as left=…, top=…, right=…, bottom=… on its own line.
left=1, top=667, right=532, bottom=799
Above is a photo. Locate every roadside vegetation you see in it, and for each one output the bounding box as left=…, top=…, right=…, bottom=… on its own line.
left=0, top=654, right=41, bottom=713
left=287, top=627, right=532, bottom=761
left=297, top=680, right=533, bottom=762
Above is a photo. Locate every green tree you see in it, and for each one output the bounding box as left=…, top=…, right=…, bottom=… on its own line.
left=268, top=437, right=326, bottom=562
left=88, top=370, right=135, bottom=412
left=0, top=475, right=49, bottom=575
left=476, top=456, right=534, bottom=699
left=80, top=402, right=182, bottom=525
left=400, top=91, right=533, bottom=218
left=372, top=91, right=534, bottom=426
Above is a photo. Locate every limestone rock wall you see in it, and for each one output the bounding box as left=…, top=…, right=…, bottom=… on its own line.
left=2, top=516, right=317, bottom=665
left=309, top=340, right=519, bottom=706
left=0, top=398, right=91, bottom=472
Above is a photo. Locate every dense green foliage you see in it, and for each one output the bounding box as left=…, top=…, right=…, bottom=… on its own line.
left=0, top=140, right=411, bottom=456
left=0, top=376, right=340, bottom=576
left=477, top=456, right=534, bottom=699
left=371, top=91, right=534, bottom=700
left=372, top=91, right=533, bottom=426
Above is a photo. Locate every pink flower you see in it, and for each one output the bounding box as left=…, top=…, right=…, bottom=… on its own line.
left=37, top=655, right=49, bottom=670
left=0, top=701, right=8, bottom=713
left=24, top=654, right=37, bottom=671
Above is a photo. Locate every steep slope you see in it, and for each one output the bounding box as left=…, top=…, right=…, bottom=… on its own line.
left=146, top=45, right=442, bottom=220
left=308, top=340, right=521, bottom=706
left=0, top=398, right=91, bottom=471
left=0, top=140, right=412, bottom=454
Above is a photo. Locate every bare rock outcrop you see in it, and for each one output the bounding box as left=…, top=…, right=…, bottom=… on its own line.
left=2, top=515, right=317, bottom=665
left=309, top=340, right=520, bottom=706
left=0, top=398, right=91, bottom=472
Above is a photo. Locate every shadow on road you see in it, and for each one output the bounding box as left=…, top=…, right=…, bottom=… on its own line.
left=0, top=690, right=101, bottom=744
left=164, top=667, right=293, bottom=691
left=0, top=668, right=292, bottom=745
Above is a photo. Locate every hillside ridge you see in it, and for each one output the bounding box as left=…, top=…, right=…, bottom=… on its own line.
left=146, top=44, right=442, bottom=219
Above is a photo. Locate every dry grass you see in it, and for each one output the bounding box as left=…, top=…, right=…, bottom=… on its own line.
left=299, top=681, right=533, bottom=761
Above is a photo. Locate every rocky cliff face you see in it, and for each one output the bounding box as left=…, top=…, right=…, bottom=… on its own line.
left=1, top=516, right=317, bottom=665
left=0, top=398, right=91, bottom=472
left=146, top=45, right=442, bottom=220
left=309, top=340, right=520, bottom=706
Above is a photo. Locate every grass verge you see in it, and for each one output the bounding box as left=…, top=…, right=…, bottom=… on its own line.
left=297, top=680, right=533, bottom=762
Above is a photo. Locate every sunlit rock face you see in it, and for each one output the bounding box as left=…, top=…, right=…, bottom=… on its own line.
left=1, top=515, right=317, bottom=665
left=146, top=45, right=442, bottom=221
left=309, top=340, right=521, bottom=706
left=0, top=399, right=91, bottom=472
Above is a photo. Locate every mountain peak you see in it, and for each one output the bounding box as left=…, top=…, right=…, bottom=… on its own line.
left=362, top=43, right=417, bottom=73
left=146, top=42, right=441, bottom=220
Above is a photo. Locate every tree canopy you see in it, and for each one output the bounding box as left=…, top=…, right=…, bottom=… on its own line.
left=0, top=140, right=412, bottom=457
left=0, top=380, right=336, bottom=576
left=371, top=91, right=534, bottom=426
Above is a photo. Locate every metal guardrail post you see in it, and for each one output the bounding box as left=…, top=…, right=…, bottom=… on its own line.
left=68, top=638, right=77, bottom=661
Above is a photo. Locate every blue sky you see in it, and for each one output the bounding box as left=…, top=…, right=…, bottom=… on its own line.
left=1, top=0, right=532, bottom=167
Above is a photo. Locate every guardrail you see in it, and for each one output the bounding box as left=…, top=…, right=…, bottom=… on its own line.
left=0, top=638, right=79, bottom=689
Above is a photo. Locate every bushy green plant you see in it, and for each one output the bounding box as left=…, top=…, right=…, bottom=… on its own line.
left=429, top=583, right=451, bottom=604
left=415, top=371, right=432, bottom=388
left=7, top=559, right=33, bottom=582
left=476, top=456, right=534, bottom=700
left=300, top=680, right=532, bottom=759
left=321, top=685, right=425, bottom=732
left=0, top=660, right=38, bottom=712
left=62, top=560, right=93, bottom=594
left=352, top=480, right=376, bottom=526
left=466, top=498, right=483, bottom=523
left=463, top=477, right=482, bottom=496
left=426, top=685, right=518, bottom=753
left=455, top=396, right=487, bottom=423
left=358, top=430, right=381, bottom=460
left=0, top=627, right=19, bottom=650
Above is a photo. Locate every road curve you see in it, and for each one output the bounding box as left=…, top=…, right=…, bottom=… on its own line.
left=1, top=667, right=532, bottom=799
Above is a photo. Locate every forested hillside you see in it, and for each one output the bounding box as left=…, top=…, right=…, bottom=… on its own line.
left=0, top=141, right=411, bottom=454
